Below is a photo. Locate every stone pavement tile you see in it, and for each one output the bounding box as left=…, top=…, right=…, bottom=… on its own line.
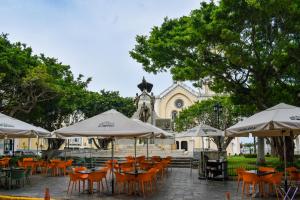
left=0, top=168, right=281, bottom=200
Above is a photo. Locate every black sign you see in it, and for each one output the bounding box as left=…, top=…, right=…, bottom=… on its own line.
left=98, top=121, right=114, bottom=127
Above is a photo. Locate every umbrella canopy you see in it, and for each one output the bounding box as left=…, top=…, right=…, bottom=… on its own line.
left=132, top=119, right=173, bottom=138
left=226, top=103, right=300, bottom=137
left=54, top=109, right=152, bottom=138
left=176, top=124, right=224, bottom=138
left=0, top=112, right=50, bottom=138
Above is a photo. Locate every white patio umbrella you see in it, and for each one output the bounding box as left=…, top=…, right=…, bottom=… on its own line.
left=226, top=103, right=300, bottom=191
left=54, top=109, right=152, bottom=194
left=0, top=112, right=50, bottom=138
left=177, top=124, right=224, bottom=178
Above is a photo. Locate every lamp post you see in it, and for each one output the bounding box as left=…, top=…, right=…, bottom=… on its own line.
left=214, top=103, right=223, bottom=153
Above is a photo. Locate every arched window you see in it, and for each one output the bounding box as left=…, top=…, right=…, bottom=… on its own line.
left=171, top=110, right=178, bottom=120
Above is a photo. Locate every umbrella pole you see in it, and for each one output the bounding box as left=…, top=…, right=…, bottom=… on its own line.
left=283, top=134, right=288, bottom=192
left=147, top=137, right=149, bottom=160
left=200, top=136, right=206, bottom=179
left=37, top=137, right=39, bottom=159
left=134, top=137, right=137, bottom=172
left=111, top=137, right=114, bottom=194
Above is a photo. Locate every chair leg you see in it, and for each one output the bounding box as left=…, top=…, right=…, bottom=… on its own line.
left=67, top=180, right=71, bottom=194
left=242, top=182, right=245, bottom=198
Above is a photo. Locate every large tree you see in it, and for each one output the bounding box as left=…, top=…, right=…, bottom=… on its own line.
left=130, top=1, right=300, bottom=162
left=0, top=34, right=136, bottom=150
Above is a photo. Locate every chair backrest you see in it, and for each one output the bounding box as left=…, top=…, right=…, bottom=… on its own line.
left=137, top=156, right=145, bottom=163
left=17, top=160, right=23, bottom=167
left=89, top=171, right=105, bottom=181
left=125, top=156, right=134, bottom=162
left=258, top=166, right=275, bottom=172
left=69, top=172, right=79, bottom=181
left=269, top=172, right=283, bottom=185
left=235, top=167, right=246, bottom=177
left=151, top=156, right=161, bottom=162
left=242, top=172, right=259, bottom=184
left=23, top=158, right=33, bottom=162
left=286, top=166, right=297, bottom=173
left=65, top=160, right=73, bottom=166
left=120, top=162, right=133, bottom=168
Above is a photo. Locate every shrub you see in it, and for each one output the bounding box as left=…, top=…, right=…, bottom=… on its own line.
left=244, top=154, right=257, bottom=158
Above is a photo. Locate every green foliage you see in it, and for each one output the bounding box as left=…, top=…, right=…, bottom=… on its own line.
left=130, top=0, right=300, bottom=109
left=175, top=96, right=254, bottom=132
left=0, top=34, right=136, bottom=131
left=131, top=0, right=300, bottom=162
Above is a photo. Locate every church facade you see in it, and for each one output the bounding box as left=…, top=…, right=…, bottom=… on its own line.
left=154, top=81, right=213, bottom=121
left=153, top=81, right=240, bottom=155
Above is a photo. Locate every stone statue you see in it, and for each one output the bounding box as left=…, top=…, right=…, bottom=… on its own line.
left=139, top=102, right=150, bottom=122
left=133, top=93, right=140, bottom=109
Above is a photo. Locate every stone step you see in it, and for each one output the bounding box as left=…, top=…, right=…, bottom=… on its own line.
left=70, top=156, right=194, bottom=168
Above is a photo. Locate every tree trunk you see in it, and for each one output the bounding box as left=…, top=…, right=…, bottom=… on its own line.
left=273, top=136, right=294, bottom=163
left=253, top=137, right=257, bottom=154
left=257, top=137, right=265, bottom=165
left=92, top=138, right=101, bottom=149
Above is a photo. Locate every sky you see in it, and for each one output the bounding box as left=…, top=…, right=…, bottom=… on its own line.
left=0, top=0, right=202, bottom=97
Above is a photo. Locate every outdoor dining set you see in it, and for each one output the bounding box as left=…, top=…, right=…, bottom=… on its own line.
left=236, top=166, right=299, bottom=199
left=67, top=155, right=172, bottom=197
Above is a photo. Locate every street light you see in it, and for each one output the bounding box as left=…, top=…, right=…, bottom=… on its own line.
left=214, top=103, right=223, bottom=153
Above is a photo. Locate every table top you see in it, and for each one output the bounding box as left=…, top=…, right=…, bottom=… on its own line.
left=207, top=159, right=227, bottom=163
left=78, top=168, right=106, bottom=174
left=77, top=170, right=93, bottom=174
left=124, top=170, right=147, bottom=176
left=247, top=170, right=275, bottom=176
left=1, top=167, right=25, bottom=171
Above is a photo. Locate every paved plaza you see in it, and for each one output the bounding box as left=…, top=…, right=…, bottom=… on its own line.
left=0, top=168, right=278, bottom=200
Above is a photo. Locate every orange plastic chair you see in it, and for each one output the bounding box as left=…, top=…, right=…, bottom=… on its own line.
left=136, top=156, right=145, bottom=163
left=235, top=167, right=246, bottom=192
left=114, top=172, right=128, bottom=194
left=98, top=167, right=109, bottom=190
left=265, top=172, right=284, bottom=199
left=45, top=162, right=57, bottom=176
left=71, top=167, right=88, bottom=193
left=17, top=160, right=24, bottom=167
left=136, top=172, right=153, bottom=197
left=119, top=162, right=134, bottom=173
left=23, top=158, right=34, bottom=162
left=0, top=158, right=11, bottom=168
left=57, top=162, right=67, bottom=176
left=147, top=168, right=159, bottom=191
left=88, top=171, right=106, bottom=194
left=286, top=167, right=298, bottom=183
left=289, top=171, right=300, bottom=184
left=242, top=172, right=261, bottom=197
left=125, top=156, right=135, bottom=162
left=140, top=162, right=151, bottom=171
left=151, top=156, right=161, bottom=162
left=67, top=172, right=85, bottom=194
left=258, top=167, right=276, bottom=173
left=105, top=160, right=118, bottom=171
